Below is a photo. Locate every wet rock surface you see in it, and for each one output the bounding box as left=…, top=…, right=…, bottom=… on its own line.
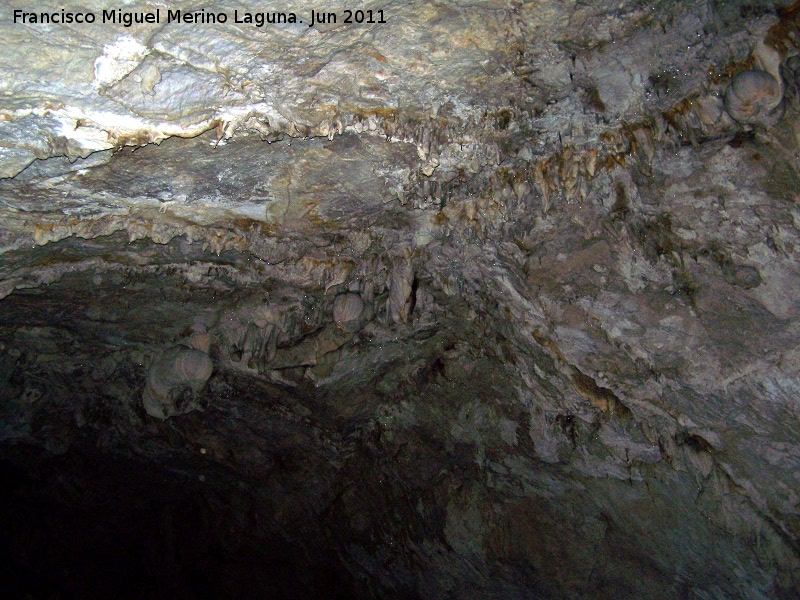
left=2, top=1, right=800, bottom=598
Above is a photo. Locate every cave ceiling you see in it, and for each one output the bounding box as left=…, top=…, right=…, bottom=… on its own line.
left=2, top=1, right=800, bottom=598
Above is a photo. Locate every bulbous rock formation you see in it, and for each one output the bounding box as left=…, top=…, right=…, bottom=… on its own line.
left=724, top=69, right=785, bottom=127
left=333, top=292, right=370, bottom=332
left=142, top=345, right=213, bottom=419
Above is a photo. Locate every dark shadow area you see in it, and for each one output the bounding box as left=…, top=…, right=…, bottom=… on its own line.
left=0, top=440, right=360, bottom=600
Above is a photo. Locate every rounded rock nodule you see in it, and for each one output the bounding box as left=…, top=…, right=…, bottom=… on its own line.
left=142, top=345, right=213, bottom=419
left=723, top=69, right=784, bottom=128
left=333, top=292, right=368, bottom=332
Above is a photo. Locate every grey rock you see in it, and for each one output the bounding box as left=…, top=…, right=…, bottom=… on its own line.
left=0, top=2, right=798, bottom=599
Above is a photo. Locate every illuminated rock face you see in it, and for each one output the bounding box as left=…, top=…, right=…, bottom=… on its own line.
left=1, top=1, right=800, bottom=598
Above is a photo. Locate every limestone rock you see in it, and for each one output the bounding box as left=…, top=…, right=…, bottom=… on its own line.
left=142, top=345, right=213, bottom=419
left=333, top=292, right=370, bottom=332
left=0, top=2, right=799, bottom=598
left=724, top=69, right=785, bottom=128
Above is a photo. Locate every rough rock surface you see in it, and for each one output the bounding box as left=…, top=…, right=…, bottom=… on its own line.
left=2, top=1, right=800, bottom=598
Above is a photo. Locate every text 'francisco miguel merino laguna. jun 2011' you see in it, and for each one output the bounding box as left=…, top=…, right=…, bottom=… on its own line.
left=11, top=7, right=388, bottom=28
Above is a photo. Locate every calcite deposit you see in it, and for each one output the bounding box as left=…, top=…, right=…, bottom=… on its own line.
left=1, top=1, right=800, bottom=598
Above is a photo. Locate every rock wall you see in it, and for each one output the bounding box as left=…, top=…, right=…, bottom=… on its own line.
left=1, top=1, right=800, bottom=598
